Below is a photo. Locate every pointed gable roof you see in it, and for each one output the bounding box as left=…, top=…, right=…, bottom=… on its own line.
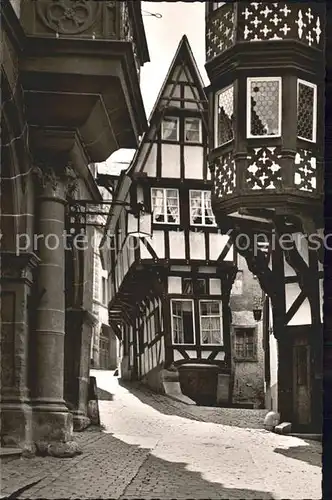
left=147, top=34, right=206, bottom=122
left=126, top=34, right=207, bottom=176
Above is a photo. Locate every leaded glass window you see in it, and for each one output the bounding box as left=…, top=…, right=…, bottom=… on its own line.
left=199, top=300, right=223, bottom=345
left=215, top=85, right=234, bottom=147
left=247, top=77, right=281, bottom=138
left=297, top=79, right=317, bottom=143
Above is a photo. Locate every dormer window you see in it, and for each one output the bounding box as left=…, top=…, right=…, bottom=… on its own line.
left=151, top=188, right=180, bottom=224
left=185, top=117, right=202, bottom=143
left=161, top=117, right=179, bottom=141
left=190, top=190, right=215, bottom=226
left=247, top=77, right=282, bottom=138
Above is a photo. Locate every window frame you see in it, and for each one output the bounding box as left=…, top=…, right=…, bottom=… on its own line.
left=233, top=326, right=257, bottom=362
left=297, top=78, right=317, bottom=143
left=199, top=299, right=223, bottom=346
left=151, top=187, right=180, bottom=225
left=171, top=298, right=196, bottom=345
left=246, top=76, right=282, bottom=139
left=184, top=117, right=202, bottom=144
left=189, top=190, right=216, bottom=227
left=161, top=116, right=180, bottom=142
left=214, top=84, right=234, bottom=148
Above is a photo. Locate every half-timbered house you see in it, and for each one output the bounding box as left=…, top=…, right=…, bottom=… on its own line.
left=103, top=36, right=264, bottom=406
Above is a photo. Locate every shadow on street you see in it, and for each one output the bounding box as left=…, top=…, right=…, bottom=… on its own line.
left=273, top=442, right=322, bottom=468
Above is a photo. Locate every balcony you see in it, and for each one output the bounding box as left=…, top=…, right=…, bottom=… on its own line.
left=10, top=0, right=150, bottom=162
left=206, top=2, right=324, bottom=64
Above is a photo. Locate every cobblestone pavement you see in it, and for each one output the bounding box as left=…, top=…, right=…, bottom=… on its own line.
left=1, top=370, right=322, bottom=499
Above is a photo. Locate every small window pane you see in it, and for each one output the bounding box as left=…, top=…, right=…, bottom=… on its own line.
left=248, top=78, right=280, bottom=137
left=185, top=118, right=201, bottom=143
left=162, top=117, right=178, bottom=141
left=216, top=85, right=234, bottom=147
left=151, top=188, right=179, bottom=224
left=199, top=301, right=222, bottom=345
left=182, top=278, right=193, bottom=294
left=196, top=279, right=207, bottom=295
left=297, top=80, right=316, bottom=142
left=190, top=190, right=215, bottom=226
left=234, top=328, right=256, bottom=360
left=171, top=300, right=195, bottom=344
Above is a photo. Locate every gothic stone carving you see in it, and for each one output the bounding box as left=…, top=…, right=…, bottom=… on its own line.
left=32, top=162, right=79, bottom=199
left=23, top=0, right=118, bottom=39
left=1, top=252, right=40, bottom=283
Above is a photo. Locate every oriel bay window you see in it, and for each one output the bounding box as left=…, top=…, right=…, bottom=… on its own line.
left=151, top=188, right=179, bottom=224
left=215, top=84, right=234, bottom=147
left=161, top=117, right=179, bottom=141
left=199, top=300, right=223, bottom=345
left=297, top=79, right=317, bottom=143
left=190, top=190, right=215, bottom=225
left=247, top=77, right=282, bottom=138
left=171, top=299, right=195, bottom=344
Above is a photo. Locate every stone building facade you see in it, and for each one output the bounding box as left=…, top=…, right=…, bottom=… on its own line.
left=1, top=0, right=149, bottom=455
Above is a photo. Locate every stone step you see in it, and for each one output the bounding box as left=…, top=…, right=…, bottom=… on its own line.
left=0, top=447, right=23, bottom=463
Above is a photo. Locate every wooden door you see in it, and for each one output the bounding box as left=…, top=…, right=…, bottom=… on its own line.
left=293, top=336, right=311, bottom=427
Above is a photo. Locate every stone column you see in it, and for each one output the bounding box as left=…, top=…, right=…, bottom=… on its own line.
left=0, top=252, right=39, bottom=452
left=30, top=162, right=81, bottom=455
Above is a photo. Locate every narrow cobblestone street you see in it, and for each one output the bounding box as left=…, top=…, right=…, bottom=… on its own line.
left=1, top=370, right=321, bottom=499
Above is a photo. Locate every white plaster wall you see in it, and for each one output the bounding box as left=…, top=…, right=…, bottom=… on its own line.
left=285, top=283, right=311, bottom=325
left=137, top=143, right=157, bottom=177
left=10, top=0, right=20, bottom=16
left=184, top=146, right=203, bottom=179
left=161, top=145, right=180, bottom=178
left=169, top=231, right=185, bottom=259
left=189, top=231, right=205, bottom=260
left=140, top=231, right=165, bottom=259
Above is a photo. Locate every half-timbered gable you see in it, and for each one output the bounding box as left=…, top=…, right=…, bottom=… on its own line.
left=104, top=36, right=263, bottom=406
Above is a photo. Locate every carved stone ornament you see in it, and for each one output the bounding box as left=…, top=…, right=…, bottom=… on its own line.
left=1, top=251, right=40, bottom=283
left=36, top=0, right=102, bottom=35
left=32, top=162, right=79, bottom=198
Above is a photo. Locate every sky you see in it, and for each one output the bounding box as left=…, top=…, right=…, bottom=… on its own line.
left=99, top=1, right=208, bottom=174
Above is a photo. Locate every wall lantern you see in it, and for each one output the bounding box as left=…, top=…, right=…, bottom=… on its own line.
left=252, top=294, right=266, bottom=322
left=127, top=202, right=152, bottom=238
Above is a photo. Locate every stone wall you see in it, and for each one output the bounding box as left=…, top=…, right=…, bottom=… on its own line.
left=230, top=255, right=265, bottom=407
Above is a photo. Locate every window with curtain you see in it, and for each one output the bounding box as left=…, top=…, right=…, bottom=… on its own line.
left=184, top=117, right=201, bottom=143
left=161, top=117, right=179, bottom=141
left=189, top=190, right=215, bottom=226
left=151, top=188, right=180, bottom=224
left=171, top=300, right=195, bottom=344
left=199, top=300, right=223, bottom=345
